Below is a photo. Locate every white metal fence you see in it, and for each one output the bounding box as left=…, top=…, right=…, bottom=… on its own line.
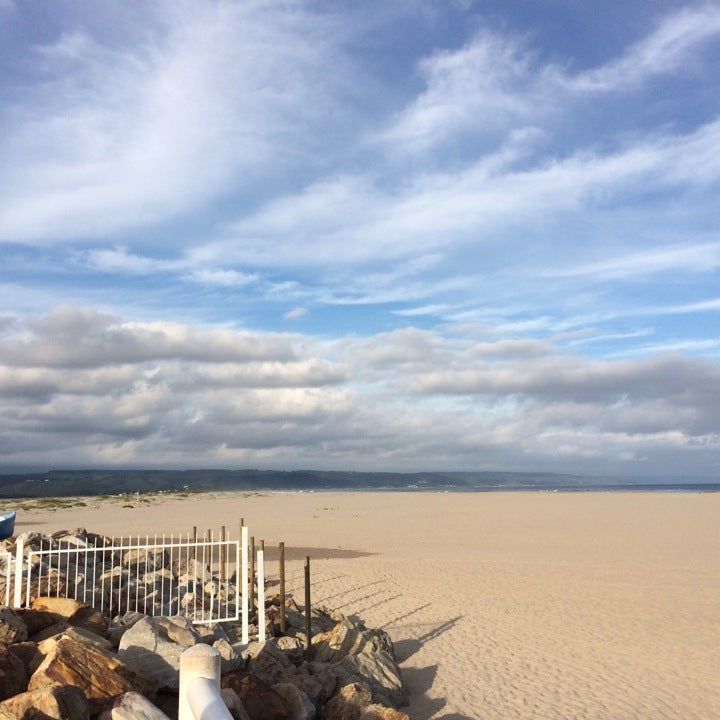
left=2, top=525, right=265, bottom=642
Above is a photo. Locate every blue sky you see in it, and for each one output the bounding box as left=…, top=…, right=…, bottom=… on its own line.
left=1, top=0, right=719, bottom=476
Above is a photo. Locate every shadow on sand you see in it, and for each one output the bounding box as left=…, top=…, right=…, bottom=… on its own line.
left=390, top=613, right=473, bottom=720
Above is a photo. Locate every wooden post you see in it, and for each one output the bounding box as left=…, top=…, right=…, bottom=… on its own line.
left=279, top=541, right=286, bottom=633
left=250, top=536, right=255, bottom=612
left=304, top=555, right=311, bottom=660
left=220, top=526, right=226, bottom=583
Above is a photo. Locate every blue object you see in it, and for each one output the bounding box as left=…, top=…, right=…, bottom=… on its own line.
left=0, top=510, right=15, bottom=540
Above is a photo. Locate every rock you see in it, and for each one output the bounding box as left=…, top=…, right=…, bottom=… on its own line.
left=358, top=706, right=409, bottom=720
left=244, top=641, right=300, bottom=687
left=122, top=549, right=167, bottom=574
left=0, top=684, right=88, bottom=720
left=220, top=675, right=289, bottom=720
left=338, top=653, right=406, bottom=709
left=98, top=692, right=171, bottom=720
left=321, top=683, right=372, bottom=720
left=12, top=610, right=58, bottom=638
left=313, top=621, right=394, bottom=664
left=274, top=637, right=304, bottom=664
left=272, top=683, right=314, bottom=720
left=213, top=638, right=242, bottom=673
left=29, top=623, right=71, bottom=643
left=305, top=663, right=338, bottom=706
left=30, top=598, right=108, bottom=637
left=30, top=597, right=85, bottom=620
left=117, top=617, right=199, bottom=691
left=0, top=609, right=28, bottom=646
left=173, top=559, right=206, bottom=583
left=100, top=568, right=128, bottom=592
left=220, top=689, right=251, bottom=720
left=6, top=642, right=41, bottom=681
left=38, top=627, right=112, bottom=654
left=0, top=644, right=28, bottom=700
left=149, top=695, right=178, bottom=720
left=29, top=636, right=158, bottom=714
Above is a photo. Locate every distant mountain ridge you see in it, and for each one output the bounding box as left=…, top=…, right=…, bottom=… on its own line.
left=0, top=468, right=678, bottom=498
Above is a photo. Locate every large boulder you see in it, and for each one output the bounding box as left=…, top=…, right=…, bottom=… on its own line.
left=12, top=610, right=58, bottom=638
left=220, top=675, right=289, bottom=720
left=123, top=549, right=167, bottom=575
left=29, top=636, right=158, bottom=714
left=117, top=617, right=200, bottom=691
left=220, top=689, right=251, bottom=720
left=0, top=609, right=28, bottom=646
left=321, top=683, right=372, bottom=720
left=38, top=627, right=112, bottom=655
left=244, top=640, right=300, bottom=688
left=312, top=621, right=394, bottom=664
left=98, top=692, right=171, bottom=720
left=0, top=684, right=88, bottom=720
left=272, top=683, right=314, bottom=720
left=0, top=644, right=27, bottom=700
left=6, top=642, right=42, bottom=680
left=30, top=598, right=108, bottom=638
left=337, top=653, right=406, bottom=708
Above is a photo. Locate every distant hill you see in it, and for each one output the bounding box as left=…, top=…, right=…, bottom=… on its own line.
left=0, top=468, right=631, bottom=498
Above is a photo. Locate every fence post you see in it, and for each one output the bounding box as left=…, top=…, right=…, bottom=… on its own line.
left=13, top=537, right=24, bottom=608
left=179, top=644, right=231, bottom=720
left=279, top=542, right=286, bottom=633
left=257, top=545, right=266, bottom=642
left=220, top=526, right=226, bottom=583
left=241, top=525, right=249, bottom=645
left=304, top=555, right=311, bottom=660
left=249, top=536, right=255, bottom=614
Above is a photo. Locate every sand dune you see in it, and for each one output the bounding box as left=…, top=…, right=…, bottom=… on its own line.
left=14, top=491, right=720, bottom=719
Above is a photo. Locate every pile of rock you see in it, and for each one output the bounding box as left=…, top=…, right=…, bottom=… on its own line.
left=1, top=530, right=238, bottom=621
left=0, top=567, right=409, bottom=720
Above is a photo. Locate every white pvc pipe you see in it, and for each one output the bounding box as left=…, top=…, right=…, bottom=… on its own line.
left=241, top=526, right=249, bottom=644
left=13, top=537, right=24, bottom=608
left=257, top=549, right=266, bottom=642
left=179, top=645, right=232, bottom=720
left=187, top=678, right=233, bottom=720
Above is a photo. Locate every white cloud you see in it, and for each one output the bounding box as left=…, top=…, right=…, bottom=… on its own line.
left=283, top=307, right=308, bottom=321
left=205, top=119, right=720, bottom=268
left=544, top=241, right=720, bottom=280
left=0, top=1, right=354, bottom=243
left=382, top=5, right=720, bottom=153
left=570, top=5, right=720, bottom=92
left=0, top=308, right=719, bottom=474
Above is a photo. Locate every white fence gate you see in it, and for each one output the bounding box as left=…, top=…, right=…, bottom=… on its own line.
left=3, top=525, right=261, bottom=641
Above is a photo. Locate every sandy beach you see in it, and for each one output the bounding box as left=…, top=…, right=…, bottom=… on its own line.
left=9, top=491, right=720, bottom=720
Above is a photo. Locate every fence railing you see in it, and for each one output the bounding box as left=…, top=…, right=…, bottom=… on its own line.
left=1, top=526, right=267, bottom=642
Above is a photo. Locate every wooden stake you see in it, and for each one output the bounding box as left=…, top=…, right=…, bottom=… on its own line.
left=304, top=555, right=311, bottom=660
left=279, top=542, right=286, bottom=633
left=250, top=536, right=255, bottom=612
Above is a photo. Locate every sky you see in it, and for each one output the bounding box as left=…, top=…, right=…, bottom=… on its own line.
left=0, top=0, right=719, bottom=477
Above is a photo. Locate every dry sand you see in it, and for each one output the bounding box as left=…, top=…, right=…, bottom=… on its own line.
left=12, top=491, right=720, bottom=719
